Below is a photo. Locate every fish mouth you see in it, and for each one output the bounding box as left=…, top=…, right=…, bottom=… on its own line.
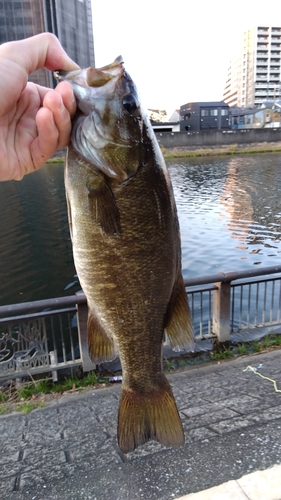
left=54, top=56, right=124, bottom=90
left=55, top=57, right=141, bottom=182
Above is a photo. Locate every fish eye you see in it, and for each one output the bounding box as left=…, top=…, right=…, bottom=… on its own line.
left=122, top=94, right=138, bottom=114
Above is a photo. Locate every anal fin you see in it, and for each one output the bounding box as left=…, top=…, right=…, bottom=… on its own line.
left=165, top=274, right=195, bottom=352
left=88, top=311, right=117, bottom=362
left=118, top=375, right=184, bottom=453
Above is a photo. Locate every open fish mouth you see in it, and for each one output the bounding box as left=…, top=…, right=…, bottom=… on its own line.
left=54, top=56, right=124, bottom=100
left=55, top=56, right=144, bottom=182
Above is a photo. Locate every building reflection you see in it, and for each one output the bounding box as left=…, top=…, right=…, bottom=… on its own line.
left=219, top=158, right=254, bottom=247
left=219, top=156, right=281, bottom=254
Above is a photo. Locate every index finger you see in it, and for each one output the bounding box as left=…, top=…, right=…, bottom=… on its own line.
left=0, top=32, right=80, bottom=75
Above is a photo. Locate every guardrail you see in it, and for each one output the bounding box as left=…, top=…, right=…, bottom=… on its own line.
left=0, top=265, right=281, bottom=382
left=185, top=265, right=281, bottom=341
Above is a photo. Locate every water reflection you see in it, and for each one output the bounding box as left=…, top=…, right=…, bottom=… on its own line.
left=0, top=154, right=281, bottom=305
left=168, top=153, right=281, bottom=278
left=0, top=164, right=76, bottom=305
left=219, top=157, right=254, bottom=247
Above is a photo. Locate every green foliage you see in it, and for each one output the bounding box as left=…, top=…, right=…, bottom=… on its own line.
left=163, top=147, right=281, bottom=160
left=271, top=335, right=281, bottom=346
left=163, top=359, right=175, bottom=372
left=18, top=384, right=38, bottom=400
left=211, top=347, right=234, bottom=361
left=0, top=390, right=8, bottom=402
left=252, top=340, right=263, bottom=352
left=237, top=343, right=248, bottom=355
left=62, top=377, right=80, bottom=391
left=178, top=359, right=187, bottom=368
left=16, top=402, right=35, bottom=414
left=0, top=404, right=7, bottom=414
left=51, top=383, right=65, bottom=394
left=81, top=372, right=99, bottom=386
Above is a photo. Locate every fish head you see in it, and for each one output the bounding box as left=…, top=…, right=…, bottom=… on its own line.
left=55, top=57, right=150, bottom=183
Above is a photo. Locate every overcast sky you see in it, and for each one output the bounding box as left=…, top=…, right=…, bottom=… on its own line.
left=91, top=0, right=281, bottom=115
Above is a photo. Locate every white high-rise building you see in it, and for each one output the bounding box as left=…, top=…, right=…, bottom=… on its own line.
left=223, top=26, right=281, bottom=108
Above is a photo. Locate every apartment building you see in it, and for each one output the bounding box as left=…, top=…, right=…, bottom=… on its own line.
left=0, top=0, right=95, bottom=87
left=223, top=26, right=281, bottom=108
left=180, top=102, right=230, bottom=131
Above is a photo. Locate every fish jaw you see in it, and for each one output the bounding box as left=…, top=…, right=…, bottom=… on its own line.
left=55, top=57, right=146, bottom=183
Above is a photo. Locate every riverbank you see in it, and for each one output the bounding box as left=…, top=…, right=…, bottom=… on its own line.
left=161, top=141, right=281, bottom=159
left=47, top=141, right=281, bottom=163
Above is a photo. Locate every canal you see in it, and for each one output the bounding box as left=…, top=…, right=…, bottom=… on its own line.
left=0, top=153, right=281, bottom=306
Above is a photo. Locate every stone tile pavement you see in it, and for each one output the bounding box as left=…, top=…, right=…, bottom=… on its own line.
left=1, top=349, right=281, bottom=499
left=178, top=465, right=281, bottom=499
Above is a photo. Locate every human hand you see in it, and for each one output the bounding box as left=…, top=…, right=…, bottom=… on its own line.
left=0, top=32, right=79, bottom=181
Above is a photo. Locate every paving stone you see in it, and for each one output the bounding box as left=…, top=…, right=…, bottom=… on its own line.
left=1, top=350, right=281, bottom=500
left=0, top=450, right=21, bottom=466
left=209, top=415, right=255, bottom=434
left=181, top=407, right=240, bottom=430
left=0, top=478, right=17, bottom=497
left=181, top=399, right=234, bottom=416
left=1, top=461, right=22, bottom=480
left=184, top=426, right=218, bottom=444
left=22, top=448, right=66, bottom=468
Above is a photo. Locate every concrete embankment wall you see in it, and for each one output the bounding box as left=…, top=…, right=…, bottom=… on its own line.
left=155, top=128, right=281, bottom=149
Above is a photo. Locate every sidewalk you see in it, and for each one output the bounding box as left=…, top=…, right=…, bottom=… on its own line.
left=1, top=349, right=281, bottom=500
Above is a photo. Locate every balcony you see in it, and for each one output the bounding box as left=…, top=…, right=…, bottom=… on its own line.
left=254, top=90, right=268, bottom=96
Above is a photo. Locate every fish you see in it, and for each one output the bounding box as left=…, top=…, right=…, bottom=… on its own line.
left=55, top=57, right=194, bottom=453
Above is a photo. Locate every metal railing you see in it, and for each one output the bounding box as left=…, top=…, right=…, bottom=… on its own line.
left=1, top=265, right=281, bottom=382
left=184, top=266, right=281, bottom=341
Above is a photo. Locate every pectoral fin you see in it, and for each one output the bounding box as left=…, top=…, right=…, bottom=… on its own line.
left=164, top=275, right=195, bottom=352
left=88, top=311, right=117, bottom=362
left=87, top=174, right=121, bottom=236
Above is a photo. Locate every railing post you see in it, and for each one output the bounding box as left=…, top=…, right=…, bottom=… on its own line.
left=76, top=292, right=96, bottom=372
left=213, top=281, right=231, bottom=342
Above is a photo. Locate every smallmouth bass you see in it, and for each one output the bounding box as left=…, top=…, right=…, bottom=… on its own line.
left=56, top=57, right=194, bottom=453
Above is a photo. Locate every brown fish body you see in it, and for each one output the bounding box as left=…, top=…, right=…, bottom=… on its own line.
left=59, top=58, right=194, bottom=452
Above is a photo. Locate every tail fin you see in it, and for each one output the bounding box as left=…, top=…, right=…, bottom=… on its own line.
left=117, top=376, right=184, bottom=453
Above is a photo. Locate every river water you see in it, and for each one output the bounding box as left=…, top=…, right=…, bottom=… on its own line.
left=0, top=153, right=281, bottom=306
